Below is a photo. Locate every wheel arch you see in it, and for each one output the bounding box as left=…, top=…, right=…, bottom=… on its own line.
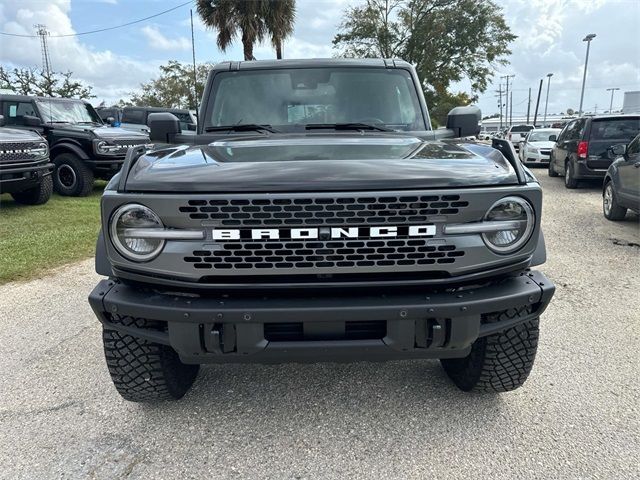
left=50, top=142, right=89, bottom=161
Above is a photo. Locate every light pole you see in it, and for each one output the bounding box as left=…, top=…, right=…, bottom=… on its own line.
left=578, top=33, right=596, bottom=115
left=606, top=87, right=620, bottom=113
left=543, top=73, right=553, bottom=126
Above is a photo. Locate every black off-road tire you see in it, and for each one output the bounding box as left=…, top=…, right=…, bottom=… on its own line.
left=53, top=153, right=94, bottom=196
left=10, top=175, right=53, bottom=205
left=603, top=180, right=627, bottom=221
left=102, top=316, right=200, bottom=402
left=548, top=157, right=558, bottom=177
left=441, top=309, right=539, bottom=393
left=564, top=160, right=578, bottom=189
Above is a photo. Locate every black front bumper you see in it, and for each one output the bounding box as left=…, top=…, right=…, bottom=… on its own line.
left=0, top=162, right=53, bottom=194
left=89, top=270, right=554, bottom=364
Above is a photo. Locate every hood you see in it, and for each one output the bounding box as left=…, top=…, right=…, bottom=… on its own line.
left=125, top=134, right=518, bottom=192
left=529, top=141, right=555, bottom=149
left=92, top=125, right=149, bottom=140
left=0, top=127, right=43, bottom=142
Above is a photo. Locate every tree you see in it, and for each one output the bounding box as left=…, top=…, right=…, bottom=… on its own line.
left=265, top=0, right=296, bottom=59
left=196, top=0, right=296, bottom=60
left=128, top=61, right=212, bottom=110
left=333, top=0, right=516, bottom=119
left=566, top=108, right=575, bottom=116
left=0, top=66, right=94, bottom=98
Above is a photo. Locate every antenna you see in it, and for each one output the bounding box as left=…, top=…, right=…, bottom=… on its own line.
left=34, top=24, right=52, bottom=75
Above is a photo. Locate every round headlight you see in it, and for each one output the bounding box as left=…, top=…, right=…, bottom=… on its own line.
left=110, top=204, right=165, bottom=261
left=32, top=142, right=49, bottom=158
left=96, top=140, right=109, bottom=154
left=482, top=196, right=535, bottom=254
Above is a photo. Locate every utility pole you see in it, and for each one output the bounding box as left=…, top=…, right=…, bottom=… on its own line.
left=501, top=74, right=515, bottom=128
left=543, top=73, right=553, bottom=127
left=190, top=9, right=199, bottom=116
left=34, top=24, right=52, bottom=75
left=606, top=87, right=620, bottom=113
left=509, top=90, right=513, bottom=126
left=526, top=87, right=531, bottom=124
left=533, top=79, right=543, bottom=126
left=578, top=33, right=596, bottom=115
left=496, top=85, right=503, bottom=130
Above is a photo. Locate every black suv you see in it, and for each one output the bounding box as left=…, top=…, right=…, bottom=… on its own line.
left=0, top=115, right=53, bottom=205
left=549, top=114, right=640, bottom=188
left=119, top=107, right=197, bottom=134
left=0, top=95, right=150, bottom=196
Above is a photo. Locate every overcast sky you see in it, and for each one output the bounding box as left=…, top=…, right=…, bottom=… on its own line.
left=1, top=0, right=639, bottom=117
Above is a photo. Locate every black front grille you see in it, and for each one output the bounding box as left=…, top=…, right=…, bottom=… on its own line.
left=184, top=239, right=465, bottom=270
left=178, top=194, right=469, bottom=227
left=0, top=141, right=44, bottom=164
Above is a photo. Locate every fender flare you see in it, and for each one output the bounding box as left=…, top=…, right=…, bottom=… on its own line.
left=95, top=229, right=113, bottom=276
left=50, top=142, right=90, bottom=161
left=530, top=229, right=547, bottom=267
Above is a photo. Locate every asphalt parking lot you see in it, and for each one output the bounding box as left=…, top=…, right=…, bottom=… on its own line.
left=0, top=173, right=638, bottom=479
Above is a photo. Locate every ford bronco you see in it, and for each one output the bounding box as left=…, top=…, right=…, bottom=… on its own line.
left=88, top=59, right=555, bottom=402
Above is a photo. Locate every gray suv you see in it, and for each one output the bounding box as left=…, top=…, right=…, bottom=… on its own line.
left=88, top=59, right=555, bottom=402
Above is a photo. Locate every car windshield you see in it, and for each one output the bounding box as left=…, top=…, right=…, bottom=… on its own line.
left=36, top=100, right=102, bottom=124
left=590, top=118, right=640, bottom=141
left=529, top=130, right=560, bottom=142
left=205, top=67, right=426, bottom=132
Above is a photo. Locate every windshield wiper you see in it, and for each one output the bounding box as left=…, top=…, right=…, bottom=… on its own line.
left=204, top=124, right=278, bottom=133
left=305, top=123, right=393, bottom=132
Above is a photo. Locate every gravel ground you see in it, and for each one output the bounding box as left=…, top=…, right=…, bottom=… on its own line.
left=1, top=173, right=638, bottom=480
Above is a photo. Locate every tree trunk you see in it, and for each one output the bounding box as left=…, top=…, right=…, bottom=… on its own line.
left=242, top=32, right=255, bottom=61
left=275, top=39, right=282, bottom=59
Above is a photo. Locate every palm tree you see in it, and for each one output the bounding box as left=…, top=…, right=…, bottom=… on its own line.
left=197, top=0, right=296, bottom=60
left=265, top=0, right=296, bottom=59
left=197, top=0, right=266, bottom=61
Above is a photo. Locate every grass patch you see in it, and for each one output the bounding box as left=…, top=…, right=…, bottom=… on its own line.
left=0, top=182, right=105, bottom=284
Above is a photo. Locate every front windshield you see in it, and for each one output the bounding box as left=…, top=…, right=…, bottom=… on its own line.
left=529, top=130, right=560, bottom=142
left=206, top=67, right=426, bottom=132
left=36, top=100, right=102, bottom=124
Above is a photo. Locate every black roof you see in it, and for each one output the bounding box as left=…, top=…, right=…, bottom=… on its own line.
left=122, top=106, right=192, bottom=114
left=211, top=58, right=412, bottom=72
left=0, top=94, right=90, bottom=103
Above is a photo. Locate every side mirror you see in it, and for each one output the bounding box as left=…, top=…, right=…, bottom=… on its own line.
left=147, top=112, right=180, bottom=143
left=610, top=144, right=627, bottom=156
left=446, top=105, right=481, bottom=138
left=186, top=123, right=196, bottom=131
left=549, top=135, right=557, bottom=142
left=106, top=116, right=115, bottom=126
left=0, top=115, right=5, bottom=127
left=23, top=115, right=42, bottom=127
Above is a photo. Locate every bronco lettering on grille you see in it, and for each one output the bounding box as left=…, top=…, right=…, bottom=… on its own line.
left=212, top=225, right=436, bottom=240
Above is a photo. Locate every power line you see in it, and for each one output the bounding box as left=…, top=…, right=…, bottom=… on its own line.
left=0, top=0, right=193, bottom=38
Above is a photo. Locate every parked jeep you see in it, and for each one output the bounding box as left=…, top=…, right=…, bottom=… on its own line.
left=0, top=115, right=53, bottom=205
left=549, top=114, right=640, bottom=188
left=88, top=59, right=555, bottom=402
left=0, top=95, right=150, bottom=196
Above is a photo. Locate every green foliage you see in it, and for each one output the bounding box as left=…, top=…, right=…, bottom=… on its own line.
left=129, top=61, right=212, bottom=110
left=0, top=184, right=104, bottom=284
left=0, top=66, right=94, bottom=99
left=430, top=91, right=473, bottom=127
left=196, top=0, right=296, bottom=60
left=333, top=0, right=516, bottom=122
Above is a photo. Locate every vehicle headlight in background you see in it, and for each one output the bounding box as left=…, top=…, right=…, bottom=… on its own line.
left=482, top=197, right=535, bottom=254
left=109, top=204, right=165, bottom=261
left=94, top=140, right=121, bottom=155
left=30, top=141, right=49, bottom=158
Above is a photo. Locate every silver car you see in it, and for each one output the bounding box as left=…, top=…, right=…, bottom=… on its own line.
left=519, top=128, right=561, bottom=165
